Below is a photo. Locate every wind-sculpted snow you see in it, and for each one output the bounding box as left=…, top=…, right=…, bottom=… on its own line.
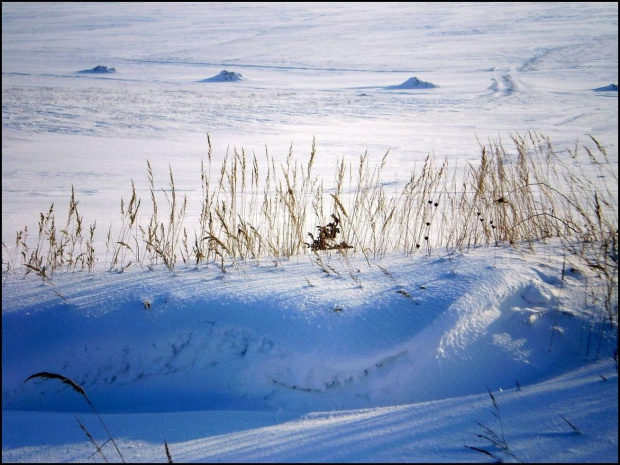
left=384, top=77, right=437, bottom=90
left=1, top=2, right=617, bottom=462
left=200, top=70, right=246, bottom=82
left=594, top=84, right=618, bottom=92
left=77, top=65, right=117, bottom=74
left=2, top=244, right=615, bottom=415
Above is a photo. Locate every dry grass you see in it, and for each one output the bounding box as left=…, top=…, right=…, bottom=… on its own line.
left=465, top=387, right=521, bottom=462
left=3, top=132, right=617, bottom=325
left=24, top=372, right=125, bottom=463
left=164, top=439, right=173, bottom=463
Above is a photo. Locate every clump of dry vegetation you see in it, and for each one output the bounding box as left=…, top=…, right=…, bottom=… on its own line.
left=305, top=214, right=352, bottom=252
left=2, top=132, right=618, bottom=324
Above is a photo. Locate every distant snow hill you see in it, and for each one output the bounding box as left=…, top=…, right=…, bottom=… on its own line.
left=200, top=70, right=246, bottom=82
left=385, top=77, right=436, bottom=90
left=77, top=65, right=116, bottom=74
left=593, top=84, right=618, bottom=92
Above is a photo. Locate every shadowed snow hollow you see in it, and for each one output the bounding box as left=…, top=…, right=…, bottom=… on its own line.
left=2, top=245, right=615, bottom=414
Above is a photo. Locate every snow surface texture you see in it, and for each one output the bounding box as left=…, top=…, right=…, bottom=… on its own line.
left=2, top=2, right=618, bottom=463
left=2, top=245, right=618, bottom=463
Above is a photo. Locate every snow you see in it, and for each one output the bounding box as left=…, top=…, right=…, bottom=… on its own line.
left=77, top=65, right=117, bottom=74
left=594, top=84, right=618, bottom=92
left=384, top=77, right=437, bottom=90
left=2, top=2, right=618, bottom=463
left=200, top=70, right=246, bottom=82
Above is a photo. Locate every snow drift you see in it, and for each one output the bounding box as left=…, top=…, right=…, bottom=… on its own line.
left=77, top=65, right=116, bottom=74
left=2, top=243, right=616, bottom=415
left=385, top=77, right=436, bottom=90
left=200, top=70, right=246, bottom=82
left=594, top=84, right=618, bottom=92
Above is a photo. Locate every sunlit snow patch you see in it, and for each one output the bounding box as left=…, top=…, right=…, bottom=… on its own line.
left=200, top=70, right=246, bottom=82
left=77, top=65, right=116, bottom=74
left=593, top=84, right=618, bottom=92
left=385, top=76, right=436, bottom=90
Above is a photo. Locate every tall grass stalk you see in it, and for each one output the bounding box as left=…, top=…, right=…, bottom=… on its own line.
left=24, top=372, right=125, bottom=463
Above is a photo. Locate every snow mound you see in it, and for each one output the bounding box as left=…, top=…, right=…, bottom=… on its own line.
left=385, top=77, right=436, bottom=90
left=200, top=70, right=246, bottom=82
left=3, top=243, right=616, bottom=415
left=77, top=65, right=116, bottom=74
left=593, top=84, right=618, bottom=92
